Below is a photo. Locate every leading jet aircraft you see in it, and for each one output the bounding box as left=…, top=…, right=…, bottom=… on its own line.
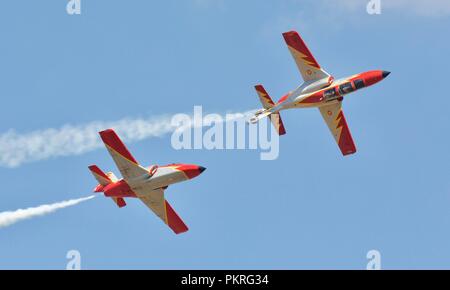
left=250, top=30, right=390, bottom=156
left=88, top=129, right=206, bottom=234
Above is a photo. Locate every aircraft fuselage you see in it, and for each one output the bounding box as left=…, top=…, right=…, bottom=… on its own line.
left=100, top=164, right=205, bottom=198
left=270, top=70, right=390, bottom=112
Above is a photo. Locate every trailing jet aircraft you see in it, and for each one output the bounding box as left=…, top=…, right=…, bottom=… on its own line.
left=88, top=129, right=206, bottom=234
left=250, top=30, right=390, bottom=156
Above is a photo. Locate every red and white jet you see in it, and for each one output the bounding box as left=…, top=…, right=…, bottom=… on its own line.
left=250, top=30, right=390, bottom=156
left=88, top=129, right=206, bottom=234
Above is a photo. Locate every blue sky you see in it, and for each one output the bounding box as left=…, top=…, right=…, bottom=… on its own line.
left=0, top=0, right=450, bottom=269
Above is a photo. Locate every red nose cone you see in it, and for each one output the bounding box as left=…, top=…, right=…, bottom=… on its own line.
left=177, top=164, right=206, bottom=179
left=361, top=70, right=387, bottom=86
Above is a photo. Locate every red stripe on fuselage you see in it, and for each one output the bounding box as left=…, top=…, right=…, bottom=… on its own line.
left=278, top=94, right=289, bottom=104
left=299, top=91, right=324, bottom=104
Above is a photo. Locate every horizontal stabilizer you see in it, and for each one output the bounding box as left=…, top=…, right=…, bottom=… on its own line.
left=255, top=85, right=275, bottom=109
left=251, top=85, right=287, bottom=135
left=89, top=165, right=112, bottom=191
left=268, top=113, right=287, bottom=136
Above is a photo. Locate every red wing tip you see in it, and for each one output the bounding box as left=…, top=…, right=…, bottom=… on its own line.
left=254, top=85, right=269, bottom=95
left=99, top=129, right=118, bottom=144
left=254, top=84, right=265, bottom=92
left=88, top=165, right=110, bottom=179
left=98, top=129, right=138, bottom=164
left=175, top=227, right=189, bottom=235
left=343, top=150, right=357, bottom=156
left=282, top=30, right=298, bottom=36
left=165, top=201, right=189, bottom=234
left=99, top=128, right=117, bottom=138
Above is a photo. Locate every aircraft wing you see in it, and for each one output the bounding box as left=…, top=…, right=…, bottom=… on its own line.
left=282, top=31, right=331, bottom=82
left=319, top=102, right=357, bottom=156
left=137, top=187, right=189, bottom=234
left=99, top=129, right=149, bottom=180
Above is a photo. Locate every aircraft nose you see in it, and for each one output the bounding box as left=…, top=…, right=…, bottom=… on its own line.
left=177, top=164, right=206, bottom=179
left=382, top=71, right=391, bottom=78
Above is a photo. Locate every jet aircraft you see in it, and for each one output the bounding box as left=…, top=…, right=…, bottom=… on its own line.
left=88, top=129, right=206, bottom=234
left=250, top=30, right=390, bottom=155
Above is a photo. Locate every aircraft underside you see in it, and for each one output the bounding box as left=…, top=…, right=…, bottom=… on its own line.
left=250, top=31, right=390, bottom=155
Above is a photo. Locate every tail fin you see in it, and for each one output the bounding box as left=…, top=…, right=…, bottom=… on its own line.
left=252, top=85, right=287, bottom=136
left=88, top=165, right=127, bottom=208
left=255, top=85, right=275, bottom=109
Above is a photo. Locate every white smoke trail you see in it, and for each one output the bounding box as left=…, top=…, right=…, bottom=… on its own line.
left=0, top=110, right=254, bottom=168
left=0, top=115, right=176, bottom=168
left=0, top=195, right=96, bottom=229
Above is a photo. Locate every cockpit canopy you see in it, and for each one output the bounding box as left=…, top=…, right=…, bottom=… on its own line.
left=353, top=79, right=365, bottom=89
left=323, top=78, right=366, bottom=102
left=324, top=87, right=337, bottom=101
left=339, top=82, right=355, bottom=95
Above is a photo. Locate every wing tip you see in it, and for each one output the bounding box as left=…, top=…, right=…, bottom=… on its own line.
left=99, top=129, right=119, bottom=143
left=282, top=30, right=302, bottom=45
left=174, top=227, right=189, bottom=235
left=342, top=149, right=357, bottom=156
left=165, top=200, right=189, bottom=235
left=99, top=128, right=138, bottom=164
left=254, top=84, right=267, bottom=94
left=282, top=30, right=321, bottom=70
left=336, top=111, right=357, bottom=156
left=282, top=30, right=298, bottom=38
